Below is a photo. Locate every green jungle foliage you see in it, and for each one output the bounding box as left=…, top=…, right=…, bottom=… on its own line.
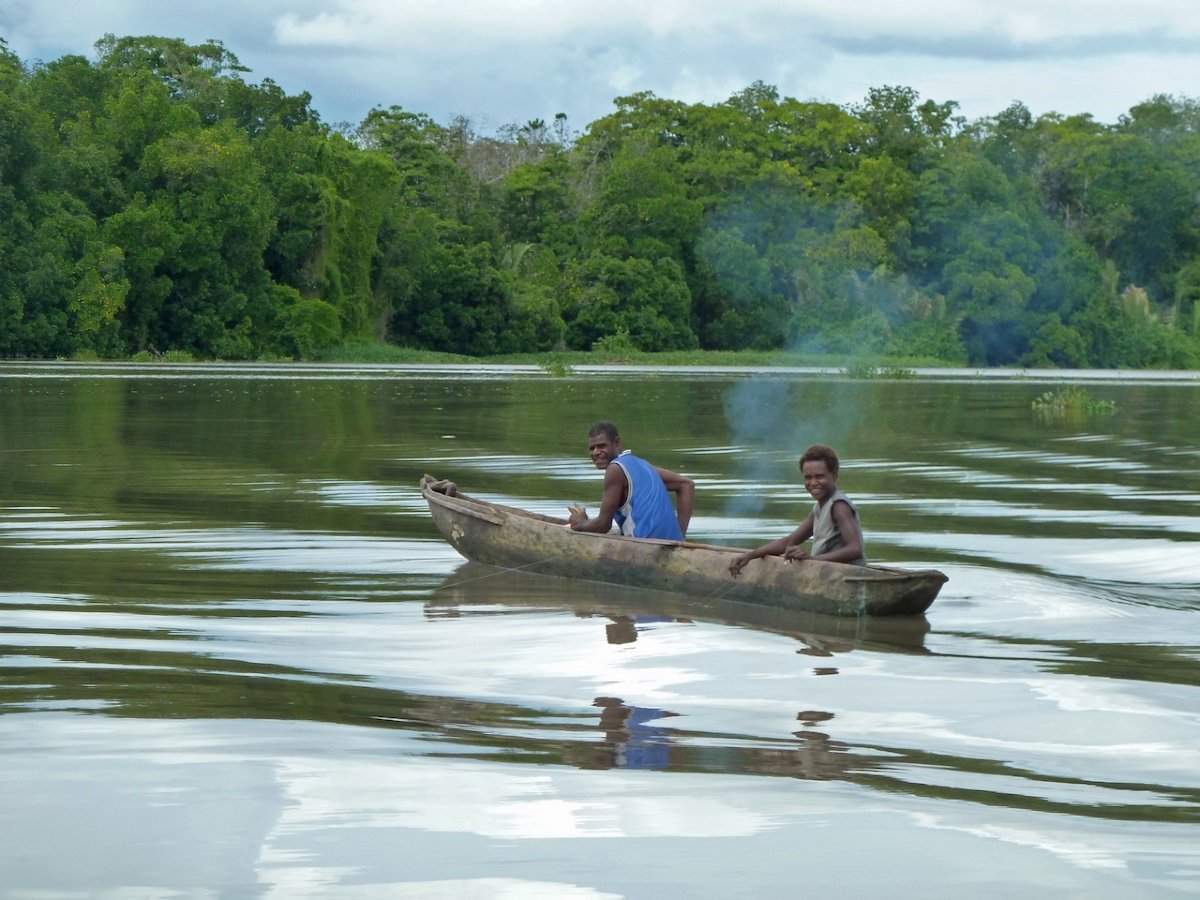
left=2, top=35, right=1200, bottom=367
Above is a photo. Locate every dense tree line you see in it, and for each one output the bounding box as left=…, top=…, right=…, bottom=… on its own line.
left=2, top=35, right=1199, bottom=367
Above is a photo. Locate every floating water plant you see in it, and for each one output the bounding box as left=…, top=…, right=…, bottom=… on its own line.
left=1031, top=384, right=1117, bottom=416
left=842, top=363, right=916, bottom=379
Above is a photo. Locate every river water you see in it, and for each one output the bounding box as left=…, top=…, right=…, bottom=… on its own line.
left=1, top=362, right=1198, bottom=899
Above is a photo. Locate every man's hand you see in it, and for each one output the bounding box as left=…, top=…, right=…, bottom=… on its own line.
left=729, top=553, right=752, bottom=577
left=567, top=505, right=588, bottom=529
left=782, top=545, right=809, bottom=563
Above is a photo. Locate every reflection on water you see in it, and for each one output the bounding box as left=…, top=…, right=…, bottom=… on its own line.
left=427, top=562, right=933, bottom=652
left=424, top=568, right=1200, bottom=823
left=1, top=366, right=1199, bottom=898
left=592, top=696, right=677, bottom=770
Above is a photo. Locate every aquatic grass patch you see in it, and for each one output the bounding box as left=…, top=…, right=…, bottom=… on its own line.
left=1031, top=384, right=1117, bottom=417
left=130, top=349, right=195, bottom=362
left=841, top=362, right=917, bottom=379
left=539, top=357, right=574, bottom=377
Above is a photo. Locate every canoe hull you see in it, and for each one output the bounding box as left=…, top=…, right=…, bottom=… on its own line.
left=420, top=475, right=946, bottom=617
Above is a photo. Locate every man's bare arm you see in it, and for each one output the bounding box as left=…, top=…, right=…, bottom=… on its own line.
left=569, top=464, right=626, bottom=532
left=656, top=466, right=695, bottom=537
left=730, top=518, right=813, bottom=576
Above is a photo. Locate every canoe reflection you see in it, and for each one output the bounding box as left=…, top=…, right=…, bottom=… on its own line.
left=427, top=561, right=930, bottom=654
left=427, top=562, right=927, bottom=780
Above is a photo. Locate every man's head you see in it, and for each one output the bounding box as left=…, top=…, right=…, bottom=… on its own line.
left=799, top=444, right=840, bottom=504
left=798, top=444, right=840, bottom=478
left=587, top=421, right=622, bottom=469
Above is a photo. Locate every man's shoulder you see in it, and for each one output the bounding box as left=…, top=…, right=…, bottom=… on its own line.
left=830, top=492, right=858, bottom=513
left=613, top=451, right=648, bottom=470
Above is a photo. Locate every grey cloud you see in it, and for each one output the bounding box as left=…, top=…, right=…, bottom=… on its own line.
left=823, top=25, right=1195, bottom=62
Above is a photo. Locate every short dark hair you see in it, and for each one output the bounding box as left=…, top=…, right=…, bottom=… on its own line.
left=588, top=421, right=619, bottom=441
left=798, top=444, right=840, bottom=477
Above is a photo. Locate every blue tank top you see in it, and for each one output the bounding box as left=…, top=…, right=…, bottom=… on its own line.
left=611, top=451, right=683, bottom=540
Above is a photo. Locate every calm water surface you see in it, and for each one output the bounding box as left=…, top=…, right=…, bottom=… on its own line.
left=2, top=363, right=1198, bottom=899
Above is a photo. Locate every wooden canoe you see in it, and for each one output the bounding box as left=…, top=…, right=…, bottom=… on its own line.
left=420, top=475, right=948, bottom=617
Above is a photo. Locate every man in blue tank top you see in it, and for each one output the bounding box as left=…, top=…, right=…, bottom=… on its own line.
left=567, top=422, right=694, bottom=540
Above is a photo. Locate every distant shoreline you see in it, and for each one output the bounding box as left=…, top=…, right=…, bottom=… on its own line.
left=2, top=360, right=1197, bottom=384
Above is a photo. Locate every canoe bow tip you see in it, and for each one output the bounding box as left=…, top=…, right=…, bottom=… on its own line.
left=423, top=475, right=459, bottom=497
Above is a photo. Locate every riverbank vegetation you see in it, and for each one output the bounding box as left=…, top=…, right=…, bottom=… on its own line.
left=2, top=35, right=1200, bottom=368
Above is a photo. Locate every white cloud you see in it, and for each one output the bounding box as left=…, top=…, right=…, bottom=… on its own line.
left=3, top=0, right=1200, bottom=129
left=274, top=12, right=365, bottom=47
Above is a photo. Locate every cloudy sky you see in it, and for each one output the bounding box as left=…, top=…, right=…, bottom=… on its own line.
left=3, top=1, right=1200, bottom=134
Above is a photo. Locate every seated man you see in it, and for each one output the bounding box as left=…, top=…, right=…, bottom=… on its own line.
left=728, top=443, right=866, bottom=575
left=567, top=421, right=694, bottom=540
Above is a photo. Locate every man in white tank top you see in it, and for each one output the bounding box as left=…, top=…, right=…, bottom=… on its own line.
left=728, top=444, right=866, bottom=576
